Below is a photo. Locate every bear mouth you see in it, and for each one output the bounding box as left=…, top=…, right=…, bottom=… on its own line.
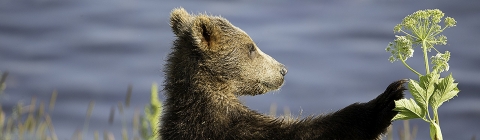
left=261, top=78, right=284, bottom=91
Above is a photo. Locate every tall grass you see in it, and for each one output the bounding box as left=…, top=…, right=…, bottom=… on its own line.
left=0, top=71, right=162, bottom=140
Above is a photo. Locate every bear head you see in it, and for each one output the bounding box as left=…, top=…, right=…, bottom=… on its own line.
left=168, top=7, right=287, bottom=96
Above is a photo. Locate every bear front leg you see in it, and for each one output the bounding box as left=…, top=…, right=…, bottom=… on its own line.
left=366, top=79, right=407, bottom=134
left=301, top=80, right=406, bottom=140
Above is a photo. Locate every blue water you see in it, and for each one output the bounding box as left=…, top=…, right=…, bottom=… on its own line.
left=1, top=1, right=479, bottom=139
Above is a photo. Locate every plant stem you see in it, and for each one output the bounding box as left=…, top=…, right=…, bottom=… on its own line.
left=433, top=109, right=440, bottom=126
left=422, top=40, right=430, bottom=74
left=399, top=55, right=422, bottom=76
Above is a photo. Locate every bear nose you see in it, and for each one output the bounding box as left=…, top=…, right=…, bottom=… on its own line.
left=280, top=67, right=288, bottom=76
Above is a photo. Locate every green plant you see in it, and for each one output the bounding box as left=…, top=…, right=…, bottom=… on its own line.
left=139, top=83, right=162, bottom=140
left=385, top=9, right=458, bottom=140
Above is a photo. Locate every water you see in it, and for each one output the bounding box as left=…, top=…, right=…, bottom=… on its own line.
left=1, top=0, right=479, bottom=139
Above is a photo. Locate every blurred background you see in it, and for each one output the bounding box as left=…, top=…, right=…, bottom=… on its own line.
left=0, top=0, right=479, bottom=139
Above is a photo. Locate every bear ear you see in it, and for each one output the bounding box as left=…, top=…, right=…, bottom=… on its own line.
left=170, top=7, right=191, bottom=36
left=192, top=16, right=220, bottom=52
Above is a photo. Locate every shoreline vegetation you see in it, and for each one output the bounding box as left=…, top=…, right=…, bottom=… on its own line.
left=0, top=71, right=160, bottom=140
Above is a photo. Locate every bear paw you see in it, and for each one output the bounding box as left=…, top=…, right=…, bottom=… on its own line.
left=368, top=79, right=407, bottom=126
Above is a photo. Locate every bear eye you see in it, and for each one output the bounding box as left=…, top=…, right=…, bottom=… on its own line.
left=248, top=44, right=257, bottom=58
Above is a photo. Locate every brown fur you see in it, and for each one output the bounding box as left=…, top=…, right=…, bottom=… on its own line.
left=160, top=7, right=406, bottom=140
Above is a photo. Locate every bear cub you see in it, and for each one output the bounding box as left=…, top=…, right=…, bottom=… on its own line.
left=161, top=7, right=406, bottom=140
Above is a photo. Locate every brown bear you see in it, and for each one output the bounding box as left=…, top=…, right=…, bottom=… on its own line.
left=161, top=7, right=406, bottom=140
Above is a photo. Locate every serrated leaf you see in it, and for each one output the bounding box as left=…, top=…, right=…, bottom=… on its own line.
left=440, top=88, right=459, bottom=106
left=392, top=98, right=426, bottom=121
left=441, top=74, right=457, bottom=93
left=419, top=73, right=439, bottom=103
left=431, top=73, right=459, bottom=110
left=408, top=79, right=428, bottom=111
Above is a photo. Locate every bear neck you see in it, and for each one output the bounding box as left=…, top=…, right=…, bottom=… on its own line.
left=163, top=45, right=247, bottom=121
